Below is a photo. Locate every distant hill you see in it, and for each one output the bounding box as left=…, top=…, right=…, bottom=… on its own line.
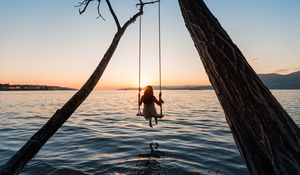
left=0, top=84, right=76, bottom=91
left=258, top=71, right=300, bottom=89
left=119, top=71, right=300, bottom=90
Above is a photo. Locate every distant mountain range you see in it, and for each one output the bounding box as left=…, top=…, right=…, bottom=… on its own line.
left=119, top=71, right=300, bottom=90
left=258, top=71, right=300, bottom=89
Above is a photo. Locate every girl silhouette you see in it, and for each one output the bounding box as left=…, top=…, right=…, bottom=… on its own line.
left=139, top=86, right=164, bottom=127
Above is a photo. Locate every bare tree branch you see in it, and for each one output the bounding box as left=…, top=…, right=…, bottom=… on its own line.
left=75, top=0, right=89, bottom=7
left=137, top=0, right=159, bottom=7
left=105, top=0, right=121, bottom=30
left=123, top=0, right=159, bottom=29
left=77, top=0, right=159, bottom=30
left=96, top=0, right=105, bottom=20
left=122, top=9, right=143, bottom=30
left=77, top=0, right=93, bottom=15
left=77, top=0, right=105, bottom=20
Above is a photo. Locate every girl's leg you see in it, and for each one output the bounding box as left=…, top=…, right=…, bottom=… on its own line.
left=149, top=118, right=153, bottom=128
left=155, top=117, right=158, bottom=124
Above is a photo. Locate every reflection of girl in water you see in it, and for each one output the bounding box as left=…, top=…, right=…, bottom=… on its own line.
left=139, top=86, right=164, bottom=128
left=149, top=143, right=161, bottom=158
left=137, top=143, right=163, bottom=175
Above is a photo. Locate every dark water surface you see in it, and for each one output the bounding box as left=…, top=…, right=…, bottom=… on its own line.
left=0, top=90, right=299, bottom=175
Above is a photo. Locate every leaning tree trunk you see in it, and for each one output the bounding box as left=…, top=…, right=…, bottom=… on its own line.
left=0, top=29, right=125, bottom=175
left=179, top=0, right=300, bottom=174
left=0, top=7, right=144, bottom=175
left=0, top=30, right=123, bottom=175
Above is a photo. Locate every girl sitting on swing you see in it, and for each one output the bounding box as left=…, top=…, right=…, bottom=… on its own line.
left=139, top=85, right=164, bottom=128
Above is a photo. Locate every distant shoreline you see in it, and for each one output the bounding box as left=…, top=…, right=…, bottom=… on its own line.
left=0, top=84, right=76, bottom=91
left=1, top=84, right=300, bottom=91
left=2, top=69, right=300, bottom=92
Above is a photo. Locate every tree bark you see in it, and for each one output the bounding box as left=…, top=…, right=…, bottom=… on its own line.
left=0, top=4, right=144, bottom=175
left=178, top=0, right=300, bottom=174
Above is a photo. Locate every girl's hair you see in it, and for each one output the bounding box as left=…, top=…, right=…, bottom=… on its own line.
left=143, top=86, right=154, bottom=105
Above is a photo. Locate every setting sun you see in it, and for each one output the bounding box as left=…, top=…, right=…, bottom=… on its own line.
left=140, top=79, right=151, bottom=88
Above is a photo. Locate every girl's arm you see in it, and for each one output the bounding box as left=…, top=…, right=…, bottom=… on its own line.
left=154, top=96, right=164, bottom=106
left=139, top=96, right=144, bottom=106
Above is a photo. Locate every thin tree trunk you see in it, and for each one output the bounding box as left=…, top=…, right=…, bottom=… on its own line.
left=0, top=5, right=145, bottom=174
left=0, top=28, right=125, bottom=175
left=178, top=0, right=300, bottom=174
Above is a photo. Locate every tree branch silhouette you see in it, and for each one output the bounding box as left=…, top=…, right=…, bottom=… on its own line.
left=105, top=0, right=121, bottom=30
left=0, top=1, right=158, bottom=175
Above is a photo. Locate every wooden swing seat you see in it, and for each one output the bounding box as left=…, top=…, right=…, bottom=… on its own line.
left=136, top=112, right=164, bottom=118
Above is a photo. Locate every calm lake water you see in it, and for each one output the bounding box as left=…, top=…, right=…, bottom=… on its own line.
left=0, top=90, right=299, bottom=175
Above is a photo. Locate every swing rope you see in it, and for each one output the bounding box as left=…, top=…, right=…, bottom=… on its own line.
left=137, top=0, right=163, bottom=116
left=158, top=0, right=163, bottom=116
left=138, top=14, right=142, bottom=115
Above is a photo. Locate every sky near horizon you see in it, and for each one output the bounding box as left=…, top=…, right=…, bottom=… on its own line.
left=1, top=0, right=300, bottom=89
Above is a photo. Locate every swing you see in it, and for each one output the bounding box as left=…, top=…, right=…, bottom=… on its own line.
left=137, top=0, right=164, bottom=119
